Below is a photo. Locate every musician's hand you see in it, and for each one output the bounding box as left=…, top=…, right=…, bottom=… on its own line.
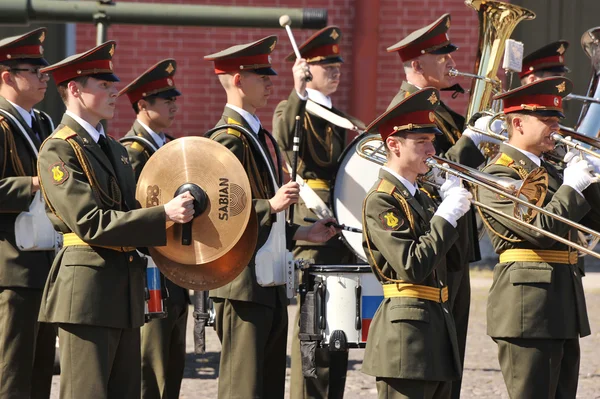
left=31, top=176, right=40, bottom=193
left=434, top=187, right=472, bottom=228
left=294, top=217, right=339, bottom=242
left=164, top=191, right=195, bottom=223
left=269, top=181, right=300, bottom=214
left=563, top=148, right=600, bottom=173
left=563, top=157, right=599, bottom=192
left=462, top=114, right=504, bottom=147
left=439, top=170, right=461, bottom=200
left=293, top=58, right=310, bottom=97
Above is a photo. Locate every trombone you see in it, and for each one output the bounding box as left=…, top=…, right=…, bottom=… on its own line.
left=426, top=156, right=600, bottom=260
left=354, top=135, right=600, bottom=260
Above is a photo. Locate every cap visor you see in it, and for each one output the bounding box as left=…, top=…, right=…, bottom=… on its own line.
left=520, top=109, right=565, bottom=118
left=251, top=67, right=277, bottom=76
left=430, top=43, right=458, bottom=55
left=153, top=88, right=182, bottom=99
left=89, top=73, right=120, bottom=82
left=23, top=58, right=49, bottom=67
left=396, top=127, right=443, bottom=135
left=309, top=56, right=344, bottom=65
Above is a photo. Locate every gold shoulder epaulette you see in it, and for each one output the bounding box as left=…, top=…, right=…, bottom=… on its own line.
left=130, top=142, right=145, bottom=152
left=494, top=153, right=514, bottom=167
left=52, top=126, right=77, bottom=140
left=376, top=179, right=396, bottom=195
left=226, top=117, right=242, bottom=137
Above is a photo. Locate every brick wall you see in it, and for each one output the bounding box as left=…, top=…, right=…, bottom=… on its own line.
left=74, top=0, right=502, bottom=138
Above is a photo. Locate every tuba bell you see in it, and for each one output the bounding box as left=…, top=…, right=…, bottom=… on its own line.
left=574, top=27, right=600, bottom=138
left=463, top=0, right=536, bottom=122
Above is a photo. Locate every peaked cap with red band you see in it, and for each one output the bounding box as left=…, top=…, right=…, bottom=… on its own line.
left=119, top=59, right=181, bottom=105
left=387, top=14, right=457, bottom=62
left=366, top=87, right=442, bottom=141
left=285, top=26, right=343, bottom=64
left=0, top=28, right=48, bottom=66
left=204, top=36, right=278, bottom=76
left=519, top=40, right=570, bottom=79
left=41, top=41, right=119, bottom=85
left=494, top=76, right=572, bottom=118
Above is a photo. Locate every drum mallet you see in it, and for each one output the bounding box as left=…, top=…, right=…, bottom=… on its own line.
left=304, top=217, right=363, bottom=234
left=288, top=115, right=302, bottom=225
left=279, top=14, right=312, bottom=82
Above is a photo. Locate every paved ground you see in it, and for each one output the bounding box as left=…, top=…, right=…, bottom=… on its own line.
left=48, top=270, right=600, bottom=398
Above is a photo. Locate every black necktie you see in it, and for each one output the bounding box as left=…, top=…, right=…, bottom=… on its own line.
left=97, top=134, right=113, bottom=160
left=29, top=115, right=42, bottom=149
left=413, top=189, right=425, bottom=206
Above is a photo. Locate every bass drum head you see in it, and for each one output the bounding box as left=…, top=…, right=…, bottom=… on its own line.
left=332, top=133, right=382, bottom=262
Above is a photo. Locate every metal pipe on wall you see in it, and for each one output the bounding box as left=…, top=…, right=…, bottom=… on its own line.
left=2, top=0, right=327, bottom=30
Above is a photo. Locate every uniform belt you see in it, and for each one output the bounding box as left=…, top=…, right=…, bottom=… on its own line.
left=383, top=283, right=449, bottom=303
left=305, top=179, right=330, bottom=190
left=62, top=233, right=136, bottom=253
left=499, top=249, right=578, bottom=265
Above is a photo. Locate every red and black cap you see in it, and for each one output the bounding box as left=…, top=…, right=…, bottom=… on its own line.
left=365, top=87, right=442, bottom=141
left=285, top=26, right=343, bottom=64
left=0, top=28, right=48, bottom=66
left=519, top=40, right=570, bottom=79
left=387, top=14, right=457, bottom=62
left=494, top=76, right=572, bottom=118
left=41, top=41, right=119, bottom=85
left=204, top=36, right=278, bottom=76
left=118, top=59, right=181, bottom=105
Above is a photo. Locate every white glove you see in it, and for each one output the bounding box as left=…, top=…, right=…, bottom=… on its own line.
left=434, top=186, right=472, bottom=227
left=563, top=148, right=600, bottom=174
left=562, top=157, right=599, bottom=193
left=438, top=171, right=461, bottom=200
left=462, top=115, right=504, bottom=147
left=429, top=167, right=446, bottom=187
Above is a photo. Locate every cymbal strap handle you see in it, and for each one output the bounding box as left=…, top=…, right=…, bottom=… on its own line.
left=174, top=183, right=208, bottom=246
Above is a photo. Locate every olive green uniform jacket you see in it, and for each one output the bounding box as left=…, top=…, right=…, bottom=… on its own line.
left=0, top=95, right=54, bottom=287
left=273, top=90, right=364, bottom=257
left=390, top=81, right=483, bottom=265
left=0, top=95, right=56, bottom=399
left=209, top=106, right=299, bottom=306
left=37, top=114, right=167, bottom=329
left=361, top=168, right=461, bottom=381
left=479, top=143, right=600, bottom=338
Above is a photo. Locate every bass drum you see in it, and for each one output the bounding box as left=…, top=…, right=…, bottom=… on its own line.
left=332, top=133, right=382, bottom=262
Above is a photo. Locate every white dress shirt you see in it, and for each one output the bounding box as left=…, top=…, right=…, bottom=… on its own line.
left=65, top=110, right=105, bottom=143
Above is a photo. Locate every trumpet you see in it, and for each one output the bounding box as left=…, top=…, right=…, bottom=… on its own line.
left=552, top=126, right=600, bottom=161
left=354, top=136, right=600, bottom=259
left=564, top=93, right=600, bottom=105
left=465, top=111, right=600, bottom=164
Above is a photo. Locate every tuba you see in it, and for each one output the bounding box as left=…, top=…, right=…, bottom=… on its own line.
left=463, top=0, right=536, bottom=122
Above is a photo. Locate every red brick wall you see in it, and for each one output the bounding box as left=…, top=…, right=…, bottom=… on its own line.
left=74, top=0, right=502, bottom=138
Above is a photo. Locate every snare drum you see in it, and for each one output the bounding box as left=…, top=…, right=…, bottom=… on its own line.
left=332, top=133, right=382, bottom=262
left=307, top=265, right=383, bottom=349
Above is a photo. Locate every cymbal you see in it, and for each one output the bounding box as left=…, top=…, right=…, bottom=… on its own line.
left=137, top=137, right=252, bottom=265
left=149, top=208, right=258, bottom=290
